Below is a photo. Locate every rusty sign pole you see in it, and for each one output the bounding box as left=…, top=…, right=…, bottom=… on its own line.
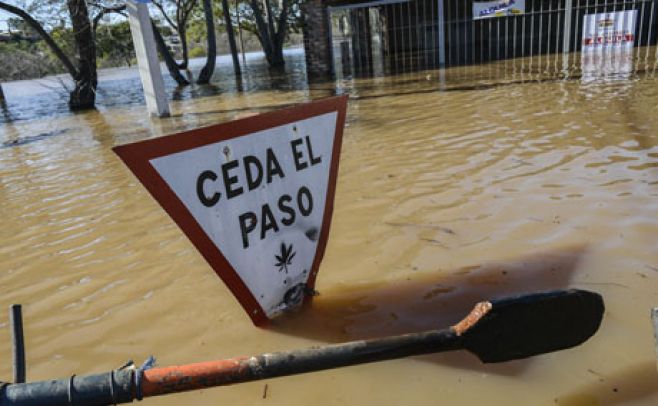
left=127, top=0, right=170, bottom=117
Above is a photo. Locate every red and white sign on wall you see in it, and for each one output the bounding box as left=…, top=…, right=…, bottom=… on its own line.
left=114, top=96, right=348, bottom=325
left=582, top=10, right=637, bottom=50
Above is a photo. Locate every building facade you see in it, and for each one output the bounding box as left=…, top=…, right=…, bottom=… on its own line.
left=303, top=0, right=658, bottom=79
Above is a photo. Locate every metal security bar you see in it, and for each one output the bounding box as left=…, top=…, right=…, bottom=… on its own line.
left=328, top=0, right=658, bottom=79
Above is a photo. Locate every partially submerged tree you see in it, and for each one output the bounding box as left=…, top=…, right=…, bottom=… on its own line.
left=196, top=0, right=216, bottom=84
left=221, top=0, right=241, bottom=77
left=151, top=0, right=197, bottom=70
left=239, top=0, right=301, bottom=68
left=67, top=0, right=96, bottom=108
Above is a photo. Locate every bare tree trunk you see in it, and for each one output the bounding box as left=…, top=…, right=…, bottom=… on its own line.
left=0, top=84, right=4, bottom=101
left=222, top=0, right=241, bottom=77
left=272, top=0, right=290, bottom=67
left=67, top=0, right=96, bottom=110
left=197, top=0, right=217, bottom=84
left=235, top=0, right=247, bottom=66
left=177, top=25, right=189, bottom=70
left=152, top=21, right=190, bottom=86
left=248, top=0, right=288, bottom=68
left=249, top=0, right=274, bottom=58
left=264, top=0, right=276, bottom=41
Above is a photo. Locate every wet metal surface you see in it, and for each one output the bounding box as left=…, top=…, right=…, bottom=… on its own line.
left=1, top=48, right=658, bottom=404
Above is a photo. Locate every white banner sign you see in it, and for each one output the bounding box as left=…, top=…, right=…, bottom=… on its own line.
left=582, top=10, right=638, bottom=51
left=473, top=0, right=524, bottom=20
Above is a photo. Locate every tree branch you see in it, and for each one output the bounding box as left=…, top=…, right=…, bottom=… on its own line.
left=275, top=0, right=290, bottom=47
left=151, top=19, right=190, bottom=86
left=0, top=1, right=79, bottom=79
left=249, top=0, right=273, bottom=56
left=151, top=0, right=178, bottom=30
left=92, top=5, right=127, bottom=33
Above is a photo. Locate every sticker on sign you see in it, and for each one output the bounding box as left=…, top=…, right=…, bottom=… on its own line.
left=113, top=96, right=348, bottom=325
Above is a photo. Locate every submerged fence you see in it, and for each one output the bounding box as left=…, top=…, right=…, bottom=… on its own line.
left=328, top=0, right=658, bottom=77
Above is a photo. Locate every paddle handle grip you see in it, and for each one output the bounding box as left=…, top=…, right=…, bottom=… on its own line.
left=143, top=328, right=461, bottom=397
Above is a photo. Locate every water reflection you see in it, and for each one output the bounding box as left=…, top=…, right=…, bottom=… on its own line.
left=1, top=45, right=658, bottom=406
left=2, top=46, right=656, bottom=129
left=0, top=49, right=309, bottom=126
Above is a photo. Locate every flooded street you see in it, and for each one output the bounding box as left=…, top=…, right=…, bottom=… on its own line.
left=1, top=48, right=658, bottom=405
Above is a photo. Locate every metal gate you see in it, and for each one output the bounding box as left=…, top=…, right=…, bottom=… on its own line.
left=328, top=0, right=658, bottom=79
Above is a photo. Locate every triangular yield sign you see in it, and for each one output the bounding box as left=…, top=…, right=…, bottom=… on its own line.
left=113, top=96, right=348, bottom=325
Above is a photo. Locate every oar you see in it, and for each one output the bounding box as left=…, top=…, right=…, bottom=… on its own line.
left=1, top=289, right=603, bottom=405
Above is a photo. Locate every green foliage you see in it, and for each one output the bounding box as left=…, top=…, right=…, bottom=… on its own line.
left=189, top=46, right=206, bottom=58
left=0, top=41, right=60, bottom=81
left=42, top=26, right=75, bottom=58
left=95, top=21, right=136, bottom=68
left=185, top=13, right=208, bottom=46
left=233, top=0, right=304, bottom=37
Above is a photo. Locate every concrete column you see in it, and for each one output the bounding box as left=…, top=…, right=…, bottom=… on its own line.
left=302, top=0, right=333, bottom=79
left=562, top=0, right=573, bottom=72
left=127, top=0, right=170, bottom=117
left=369, top=8, right=384, bottom=77
left=437, top=0, right=446, bottom=66
left=563, top=0, right=573, bottom=54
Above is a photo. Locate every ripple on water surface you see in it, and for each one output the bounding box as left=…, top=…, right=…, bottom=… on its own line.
left=1, top=51, right=658, bottom=405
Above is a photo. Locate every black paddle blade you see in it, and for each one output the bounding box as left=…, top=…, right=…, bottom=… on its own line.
left=458, top=289, right=604, bottom=363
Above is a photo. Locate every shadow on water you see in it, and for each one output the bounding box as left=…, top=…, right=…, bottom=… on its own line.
left=1, top=128, right=69, bottom=148
left=556, top=362, right=658, bottom=405
left=172, top=83, right=223, bottom=101
left=269, top=245, right=587, bottom=376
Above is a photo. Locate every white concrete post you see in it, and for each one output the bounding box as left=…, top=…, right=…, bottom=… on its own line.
left=127, top=0, right=170, bottom=117
left=563, top=0, right=573, bottom=54
left=437, top=0, right=446, bottom=67
left=562, top=0, right=573, bottom=72
left=369, top=8, right=384, bottom=77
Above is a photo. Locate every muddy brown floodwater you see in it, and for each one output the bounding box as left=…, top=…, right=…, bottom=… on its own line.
left=1, top=49, right=658, bottom=405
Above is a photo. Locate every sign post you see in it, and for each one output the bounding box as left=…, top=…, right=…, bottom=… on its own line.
left=114, top=97, right=348, bottom=325
left=127, top=0, right=170, bottom=117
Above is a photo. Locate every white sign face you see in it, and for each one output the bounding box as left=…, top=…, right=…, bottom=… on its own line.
left=473, top=0, right=524, bottom=20
left=581, top=11, right=637, bottom=82
left=582, top=10, right=637, bottom=51
left=114, top=97, right=348, bottom=325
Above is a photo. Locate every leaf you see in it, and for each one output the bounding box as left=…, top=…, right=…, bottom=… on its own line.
left=287, top=252, right=296, bottom=263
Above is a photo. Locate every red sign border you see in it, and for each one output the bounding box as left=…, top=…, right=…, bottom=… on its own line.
left=113, top=95, right=348, bottom=325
